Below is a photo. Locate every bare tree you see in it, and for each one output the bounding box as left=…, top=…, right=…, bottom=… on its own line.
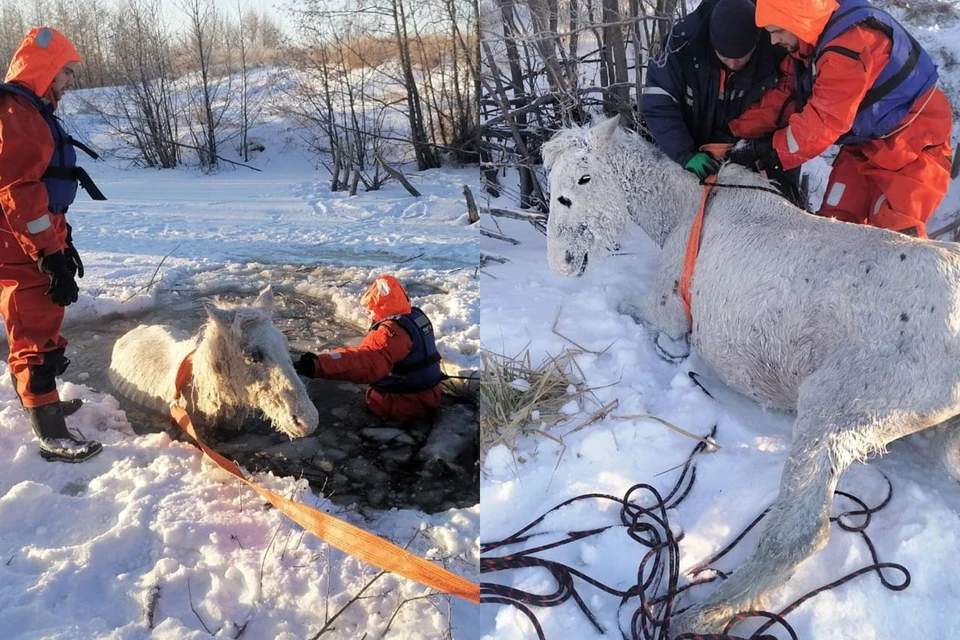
left=177, top=0, right=233, bottom=169
left=479, top=0, right=689, bottom=211
left=99, top=0, right=180, bottom=168
left=388, top=0, right=440, bottom=170
left=235, top=0, right=252, bottom=161
left=284, top=15, right=394, bottom=193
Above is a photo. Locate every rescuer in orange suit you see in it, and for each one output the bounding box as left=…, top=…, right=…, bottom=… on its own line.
left=294, top=275, right=444, bottom=422
left=726, top=0, right=954, bottom=238
left=0, top=27, right=107, bottom=462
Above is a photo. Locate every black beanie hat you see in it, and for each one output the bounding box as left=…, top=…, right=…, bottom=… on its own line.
left=709, top=0, right=760, bottom=59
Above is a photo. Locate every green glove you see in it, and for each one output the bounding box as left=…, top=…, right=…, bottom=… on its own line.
left=684, top=152, right=720, bottom=180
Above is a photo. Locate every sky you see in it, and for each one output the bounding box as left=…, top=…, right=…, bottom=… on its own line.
left=157, top=0, right=295, bottom=34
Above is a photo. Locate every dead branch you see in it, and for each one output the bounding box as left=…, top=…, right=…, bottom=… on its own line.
left=463, top=185, right=480, bottom=223
left=380, top=594, right=441, bottom=638
left=929, top=211, right=960, bottom=240
left=482, top=207, right=547, bottom=224
left=167, top=139, right=263, bottom=171
left=480, top=252, right=509, bottom=267
left=481, top=228, right=520, bottom=244
left=307, top=530, right=423, bottom=640
left=144, top=584, right=161, bottom=629
left=120, top=244, right=181, bottom=303
left=187, top=576, right=218, bottom=635
left=375, top=154, right=421, bottom=197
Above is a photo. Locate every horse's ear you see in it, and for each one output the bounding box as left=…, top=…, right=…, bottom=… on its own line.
left=254, top=286, right=275, bottom=314
left=205, top=304, right=235, bottom=327
left=591, top=115, right=621, bottom=146
left=542, top=136, right=563, bottom=171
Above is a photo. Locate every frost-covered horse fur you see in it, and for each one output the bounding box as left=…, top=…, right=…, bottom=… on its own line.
left=109, top=287, right=319, bottom=439
left=544, top=116, right=960, bottom=635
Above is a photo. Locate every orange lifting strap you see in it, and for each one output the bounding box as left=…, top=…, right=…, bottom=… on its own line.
left=171, top=351, right=481, bottom=604
left=679, top=176, right=716, bottom=325
left=679, top=144, right=731, bottom=324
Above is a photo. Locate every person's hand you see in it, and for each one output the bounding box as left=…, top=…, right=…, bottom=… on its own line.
left=64, top=223, right=83, bottom=279
left=37, top=251, right=79, bottom=306
left=684, top=152, right=720, bottom=180
left=293, top=352, right=319, bottom=378
left=728, top=135, right=781, bottom=171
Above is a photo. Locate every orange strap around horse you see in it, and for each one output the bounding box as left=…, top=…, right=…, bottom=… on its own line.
left=171, top=351, right=480, bottom=604
left=679, top=144, right=731, bottom=325
left=679, top=175, right=716, bottom=325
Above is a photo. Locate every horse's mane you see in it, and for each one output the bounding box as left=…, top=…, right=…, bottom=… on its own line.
left=541, top=124, right=593, bottom=170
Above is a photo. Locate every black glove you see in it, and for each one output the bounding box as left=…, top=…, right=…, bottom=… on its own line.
left=64, top=223, right=83, bottom=279
left=293, top=352, right=318, bottom=378
left=728, top=135, right=781, bottom=172
left=711, top=124, right=737, bottom=144
left=37, top=251, right=79, bottom=307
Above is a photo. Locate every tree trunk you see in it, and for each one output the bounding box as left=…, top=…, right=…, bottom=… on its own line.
left=391, top=0, right=440, bottom=171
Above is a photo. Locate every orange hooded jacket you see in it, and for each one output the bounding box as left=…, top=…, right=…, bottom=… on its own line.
left=314, top=275, right=443, bottom=422
left=731, top=0, right=897, bottom=169
left=0, top=27, right=82, bottom=263
left=730, top=0, right=953, bottom=235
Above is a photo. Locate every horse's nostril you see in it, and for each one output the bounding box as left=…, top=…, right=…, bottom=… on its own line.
left=565, top=251, right=577, bottom=265
left=558, top=196, right=572, bottom=208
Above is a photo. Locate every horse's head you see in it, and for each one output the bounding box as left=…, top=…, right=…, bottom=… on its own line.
left=543, top=116, right=631, bottom=277
left=203, top=286, right=319, bottom=439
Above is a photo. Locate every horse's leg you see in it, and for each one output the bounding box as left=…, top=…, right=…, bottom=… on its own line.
left=935, top=416, right=960, bottom=483
left=671, top=355, right=938, bottom=636
left=637, top=226, right=691, bottom=341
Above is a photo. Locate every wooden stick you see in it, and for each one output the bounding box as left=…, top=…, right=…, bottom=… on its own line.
left=929, top=211, right=960, bottom=240
left=480, top=228, right=520, bottom=244
left=480, top=252, right=509, bottom=266
left=145, top=585, right=160, bottom=629
left=481, top=207, right=548, bottom=223
left=120, top=243, right=180, bottom=303
left=376, top=154, right=421, bottom=197
left=463, top=184, right=479, bottom=223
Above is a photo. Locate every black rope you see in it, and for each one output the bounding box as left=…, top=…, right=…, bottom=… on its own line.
left=480, top=421, right=910, bottom=640
left=701, top=180, right=786, bottom=200
left=699, top=178, right=810, bottom=213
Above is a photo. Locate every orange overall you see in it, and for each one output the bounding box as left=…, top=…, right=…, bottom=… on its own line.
left=309, top=275, right=443, bottom=422
left=731, top=0, right=953, bottom=237
left=0, top=29, right=81, bottom=407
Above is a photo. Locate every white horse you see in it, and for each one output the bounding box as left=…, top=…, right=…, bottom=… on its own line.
left=543, top=116, right=960, bottom=635
left=109, top=287, right=319, bottom=439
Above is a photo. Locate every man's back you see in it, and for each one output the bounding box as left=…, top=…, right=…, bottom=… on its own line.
left=642, top=0, right=787, bottom=166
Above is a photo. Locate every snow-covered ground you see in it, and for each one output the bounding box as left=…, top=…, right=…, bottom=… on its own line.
left=0, top=78, right=481, bottom=638
left=478, top=11, right=960, bottom=640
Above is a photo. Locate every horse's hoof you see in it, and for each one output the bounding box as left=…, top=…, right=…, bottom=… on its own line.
left=655, top=332, right=690, bottom=363
left=669, top=604, right=729, bottom=638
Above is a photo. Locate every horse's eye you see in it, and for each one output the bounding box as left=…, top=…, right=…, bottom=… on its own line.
left=246, top=348, right=264, bottom=364
left=578, top=175, right=591, bottom=185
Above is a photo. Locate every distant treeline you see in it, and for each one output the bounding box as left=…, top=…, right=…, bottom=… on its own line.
left=3, top=0, right=478, bottom=180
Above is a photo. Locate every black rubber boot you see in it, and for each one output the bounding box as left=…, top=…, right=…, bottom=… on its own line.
left=26, top=403, right=102, bottom=463
left=10, top=372, right=83, bottom=416
left=60, top=398, right=83, bottom=416
left=26, top=403, right=72, bottom=440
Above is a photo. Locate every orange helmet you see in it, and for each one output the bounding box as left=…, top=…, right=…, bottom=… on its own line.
left=361, top=275, right=411, bottom=321
left=5, top=27, right=82, bottom=98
